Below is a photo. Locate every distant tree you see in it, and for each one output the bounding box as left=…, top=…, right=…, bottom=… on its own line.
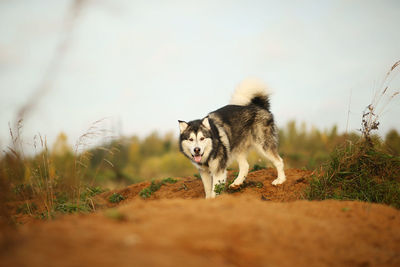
left=140, top=132, right=165, bottom=156
left=52, top=132, right=72, bottom=156
left=385, top=129, right=400, bottom=155
left=128, top=136, right=141, bottom=164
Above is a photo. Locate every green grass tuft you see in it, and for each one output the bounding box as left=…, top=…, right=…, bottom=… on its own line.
left=51, top=187, right=105, bottom=214
left=214, top=182, right=226, bottom=195
left=212, top=179, right=265, bottom=195
left=251, top=164, right=266, bottom=172
left=55, top=202, right=91, bottom=213
left=193, top=173, right=201, bottom=179
left=82, top=186, right=106, bottom=198
left=109, top=193, right=125, bottom=203
left=139, top=181, right=160, bottom=198
left=161, top=177, right=178, bottom=184
left=139, top=178, right=177, bottom=199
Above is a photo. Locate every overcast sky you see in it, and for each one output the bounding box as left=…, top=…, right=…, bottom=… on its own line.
left=1, top=0, right=399, bottom=150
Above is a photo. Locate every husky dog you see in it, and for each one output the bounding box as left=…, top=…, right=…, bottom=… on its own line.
left=178, top=79, right=286, bottom=199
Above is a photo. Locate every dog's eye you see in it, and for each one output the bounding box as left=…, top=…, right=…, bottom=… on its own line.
left=200, top=137, right=205, bottom=141
left=189, top=138, right=194, bottom=142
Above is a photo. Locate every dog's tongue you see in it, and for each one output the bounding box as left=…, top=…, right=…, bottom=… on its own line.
left=194, top=155, right=202, bottom=163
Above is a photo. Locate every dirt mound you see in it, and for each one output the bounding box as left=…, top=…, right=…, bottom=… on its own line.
left=1, top=169, right=399, bottom=267
left=99, top=168, right=312, bottom=206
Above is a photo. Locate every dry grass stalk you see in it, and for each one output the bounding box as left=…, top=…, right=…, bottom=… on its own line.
left=361, top=60, right=400, bottom=144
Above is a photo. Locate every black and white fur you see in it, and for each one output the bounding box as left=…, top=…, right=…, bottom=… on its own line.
left=178, top=79, right=286, bottom=199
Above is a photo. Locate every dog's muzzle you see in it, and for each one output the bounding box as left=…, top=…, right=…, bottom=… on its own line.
left=193, top=147, right=203, bottom=163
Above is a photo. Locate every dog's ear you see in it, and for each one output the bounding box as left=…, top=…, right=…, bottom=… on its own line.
left=178, top=120, right=188, bottom=133
left=201, top=117, right=211, bottom=130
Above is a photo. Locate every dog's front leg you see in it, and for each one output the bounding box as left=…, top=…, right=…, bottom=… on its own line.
left=199, top=169, right=212, bottom=199
left=229, top=154, right=249, bottom=189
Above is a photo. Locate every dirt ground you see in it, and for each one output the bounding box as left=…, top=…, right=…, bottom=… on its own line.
left=1, top=168, right=399, bottom=267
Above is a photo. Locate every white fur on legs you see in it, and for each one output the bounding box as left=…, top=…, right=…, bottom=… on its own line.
left=267, top=152, right=286, bottom=185
left=199, top=169, right=212, bottom=199
left=229, top=154, right=249, bottom=188
left=256, top=146, right=286, bottom=185
left=210, top=170, right=227, bottom=198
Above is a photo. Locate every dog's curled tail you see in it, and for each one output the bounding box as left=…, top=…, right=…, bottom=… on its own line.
left=230, top=78, right=271, bottom=110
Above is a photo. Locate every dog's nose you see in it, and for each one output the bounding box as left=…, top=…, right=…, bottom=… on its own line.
left=194, top=147, right=201, bottom=154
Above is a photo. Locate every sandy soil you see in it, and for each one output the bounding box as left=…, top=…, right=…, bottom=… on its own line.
left=1, top=169, right=399, bottom=267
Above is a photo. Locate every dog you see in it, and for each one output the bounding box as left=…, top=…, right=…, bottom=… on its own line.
left=178, top=78, right=286, bottom=199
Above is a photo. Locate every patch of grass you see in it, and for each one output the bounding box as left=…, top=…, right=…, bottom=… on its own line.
left=251, top=164, right=266, bottom=172
left=16, top=202, right=37, bottom=214
left=109, top=193, right=125, bottom=203
left=213, top=179, right=265, bottom=195
left=139, top=181, right=162, bottom=198
left=51, top=188, right=105, bottom=214
left=139, top=178, right=178, bottom=198
left=82, top=186, right=106, bottom=198
left=2, top=119, right=115, bottom=221
left=161, top=177, right=177, bottom=184
left=193, top=173, right=201, bottom=179
left=305, top=140, right=400, bottom=208
left=214, top=182, right=226, bottom=196
left=14, top=185, right=106, bottom=219
left=139, top=186, right=153, bottom=198
left=55, top=202, right=91, bottom=213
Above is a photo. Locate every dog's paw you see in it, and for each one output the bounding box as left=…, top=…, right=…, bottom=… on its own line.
left=229, top=183, right=242, bottom=189
left=271, top=178, right=286, bottom=186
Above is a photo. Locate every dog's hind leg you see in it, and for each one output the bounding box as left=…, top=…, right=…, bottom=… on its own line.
left=256, top=145, right=286, bottom=185
left=199, top=169, right=213, bottom=199
left=229, top=154, right=249, bottom=189
left=268, top=151, right=286, bottom=185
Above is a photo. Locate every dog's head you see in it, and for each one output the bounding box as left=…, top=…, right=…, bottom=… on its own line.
left=178, top=117, right=213, bottom=164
